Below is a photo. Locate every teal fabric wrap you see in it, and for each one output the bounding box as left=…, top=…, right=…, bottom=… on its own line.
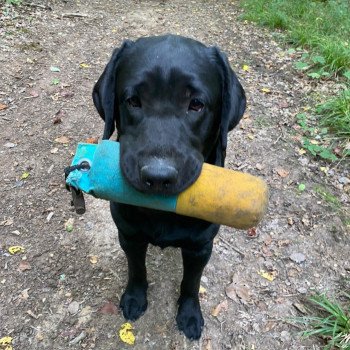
left=66, top=140, right=177, bottom=211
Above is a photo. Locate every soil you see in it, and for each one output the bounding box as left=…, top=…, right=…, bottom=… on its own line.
left=1, top=1, right=349, bottom=349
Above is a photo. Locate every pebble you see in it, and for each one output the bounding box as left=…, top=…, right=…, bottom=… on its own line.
left=289, top=252, right=306, bottom=264
left=338, top=177, right=350, bottom=185
left=68, top=301, right=80, bottom=314
left=280, top=330, right=291, bottom=342
left=297, top=286, right=307, bottom=294
left=4, top=142, right=16, bottom=148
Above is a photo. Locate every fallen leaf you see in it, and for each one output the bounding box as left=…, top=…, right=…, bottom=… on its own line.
left=258, top=270, right=276, bottom=282
left=8, top=246, right=25, bottom=255
left=0, top=103, right=8, bottom=110
left=89, top=255, right=98, bottom=264
left=0, top=218, right=13, bottom=226
left=276, top=168, right=289, bottom=178
left=50, top=148, right=59, bottom=154
left=55, top=136, right=70, bottom=144
left=79, top=63, right=90, bottom=68
left=225, top=283, right=239, bottom=303
left=0, top=336, right=12, bottom=349
left=119, top=322, right=135, bottom=345
left=242, top=64, right=250, bottom=71
left=211, top=299, right=228, bottom=317
left=199, top=285, right=207, bottom=296
left=320, top=166, right=329, bottom=174
left=18, top=260, right=31, bottom=272
left=298, top=148, right=307, bottom=155
left=85, top=137, right=99, bottom=144
left=99, top=301, right=118, bottom=315
left=261, top=87, right=271, bottom=93
left=20, top=172, right=30, bottom=180
left=247, top=227, right=258, bottom=238
left=235, top=285, right=251, bottom=305
left=20, top=288, right=30, bottom=300
left=226, top=278, right=251, bottom=305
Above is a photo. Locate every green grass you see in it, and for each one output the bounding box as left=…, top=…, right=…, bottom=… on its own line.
left=240, top=0, right=350, bottom=75
left=316, top=89, right=350, bottom=139
left=295, top=294, right=350, bottom=349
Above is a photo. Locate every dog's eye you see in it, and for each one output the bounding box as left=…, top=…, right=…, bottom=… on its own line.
left=127, top=96, right=141, bottom=108
left=188, top=99, right=204, bottom=112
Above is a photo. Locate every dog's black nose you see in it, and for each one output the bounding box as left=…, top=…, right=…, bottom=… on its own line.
left=140, top=159, right=178, bottom=192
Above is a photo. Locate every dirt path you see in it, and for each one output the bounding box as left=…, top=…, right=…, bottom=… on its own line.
left=1, top=1, right=349, bottom=349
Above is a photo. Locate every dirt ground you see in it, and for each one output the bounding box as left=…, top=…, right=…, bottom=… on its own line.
left=1, top=1, right=349, bottom=349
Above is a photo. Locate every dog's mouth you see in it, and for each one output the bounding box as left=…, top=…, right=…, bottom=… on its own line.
left=120, top=153, right=203, bottom=196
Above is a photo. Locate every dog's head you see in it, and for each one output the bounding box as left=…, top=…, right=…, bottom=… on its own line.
left=93, top=35, right=246, bottom=195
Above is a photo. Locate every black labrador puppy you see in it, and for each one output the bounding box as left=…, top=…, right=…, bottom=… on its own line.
left=92, top=34, right=246, bottom=340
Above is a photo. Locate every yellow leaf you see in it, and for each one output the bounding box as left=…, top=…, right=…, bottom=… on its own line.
left=119, top=322, right=135, bottom=345
left=310, top=140, right=319, bottom=145
left=199, top=285, right=206, bottom=295
left=298, top=148, right=306, bottom=155
left=21, top=172, right=30, bottom=179
left=320, top=166, right=329, bottom=174
left=0, top=337, right=12, bottom=345
left=242, top=64, right=250, bottom=71
left=89, top=255, right=98, bottom=264
left=8, top=246, right=25, bottom=255
left=261, top=87, right=271, bottom=93
left=258, top=270, right=276, bottom=282
left=79, top=63, right=90, bottom=68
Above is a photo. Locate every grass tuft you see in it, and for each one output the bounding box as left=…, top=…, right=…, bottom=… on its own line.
left=316, top=89, right=350, bottom=138
left=240, top=0, right=350, bottom=74
left=295, top=293, right=350, bottom=350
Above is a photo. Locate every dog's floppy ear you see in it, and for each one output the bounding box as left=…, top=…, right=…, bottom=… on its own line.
left=92, top=40, right=134, bottom=140
left=213, top=48, right=246, bottom=151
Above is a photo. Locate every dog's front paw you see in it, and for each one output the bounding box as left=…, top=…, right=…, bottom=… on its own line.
left=176, top=296, right=204, bottom=340
left=120, top=286, right=148, bottom=321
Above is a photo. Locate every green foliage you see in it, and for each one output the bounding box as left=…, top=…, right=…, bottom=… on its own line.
left=240, top=0, right=350, bottom=76
left=314, top=186, right=341, bottom=209
left=296, top=113, right=338, bottom=161
left=5, top=0, right=22, bottom=5
left=316, top=89, right=350, bottom=138
left=294, top=294, right=350, bottom=350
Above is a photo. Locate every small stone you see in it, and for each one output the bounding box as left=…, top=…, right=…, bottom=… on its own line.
left=201, top=275, right=208, bottom=284
left=297, top=286, right=307, bottom=294
left=68, top=301, right=80, bottom=314
left=280, top=330, right=291, bottom=342
left=4, top=142, right=16, bottom=148
left=339, top=177, right=350, bottom=185
left=290, top=252, right=306, bottom=264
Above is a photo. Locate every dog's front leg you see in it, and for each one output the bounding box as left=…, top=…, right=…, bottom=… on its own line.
left=118, top=231, right=148, bottom=321
left=176, top=241, right=213, bottom=340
